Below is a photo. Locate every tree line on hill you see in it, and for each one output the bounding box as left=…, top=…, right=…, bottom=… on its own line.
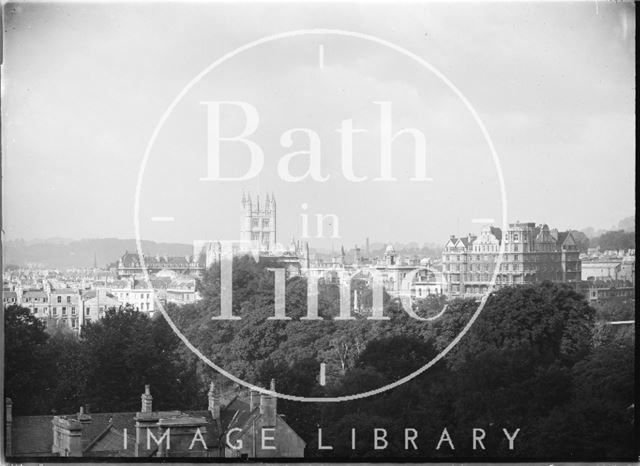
left=4, top=256, right=635, bottom=459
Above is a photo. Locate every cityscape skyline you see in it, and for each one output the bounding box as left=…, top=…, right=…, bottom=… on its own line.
left=1, top=2, right=635, bottom=247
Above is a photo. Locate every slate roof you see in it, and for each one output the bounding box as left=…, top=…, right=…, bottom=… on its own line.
left=11, top=415, right=54, bottom=456
left=81, top=290, right=117, bottom=300
left=556, top=231, right=570, bottom=246
left=50, top=290, right=79, bottom=296
left=10, top=412, right=139, bottom=456
left=150, top=277, right=172, bottom=289
left=221, top=396, right=258, bottom=432
left=84, top=423, right=139, bottom=457
left=121, top=253, right=193, bottom=268
left=11, top=409, right=222, bottom=457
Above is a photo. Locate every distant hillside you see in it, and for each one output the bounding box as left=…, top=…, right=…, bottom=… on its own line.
left=617, top=216, right=635, bottom=232
left=589, top=230, right=635, bottom=252
left=578, top=216, right=635, bottom=252
left=2, top=238, right=194, bottom=269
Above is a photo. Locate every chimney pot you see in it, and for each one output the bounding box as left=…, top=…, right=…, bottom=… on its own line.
left=249, top=390, right=257, bottom=411
left=141, top=385, right=153, bottom=413
left=260, top=381, right=277, bottom=427
left=208, top=382, right=220, bottom=420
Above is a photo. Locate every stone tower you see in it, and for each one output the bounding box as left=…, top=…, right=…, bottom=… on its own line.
left=240, top=192, right=277, bottom=253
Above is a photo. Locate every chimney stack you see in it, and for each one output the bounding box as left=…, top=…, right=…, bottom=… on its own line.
left=77, top=406, right=92, bottom=450
left=207, top=382, right=220, bottom=420
left=259, top=379, right=277, bottom=427
left=249, top=390, right=258, bottom=412
left=51, top=416, right=83, bottom=456
left=141, top=385, right=153, bottom=413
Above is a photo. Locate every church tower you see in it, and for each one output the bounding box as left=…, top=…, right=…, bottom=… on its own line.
left=240, top=192, right=277, bottom=253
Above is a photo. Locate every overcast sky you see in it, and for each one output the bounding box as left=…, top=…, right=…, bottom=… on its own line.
left=2, top=1, right=635, bottom=249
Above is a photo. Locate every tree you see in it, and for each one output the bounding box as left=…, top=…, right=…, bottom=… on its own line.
left=4, top=305, right=53, bottom=414
left=591, top=230, right=635, bottom=251
left=355, top=335, right=437, bottom=382
left=80, top=307, right=202, bottom=412
left=45, top=332, right=84, bottom=414
left=435, top=282, right=595, bottom=369
left=521, top=340, right=635, bottom=460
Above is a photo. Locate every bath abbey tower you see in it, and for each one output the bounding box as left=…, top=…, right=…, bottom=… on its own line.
left=240, top=192, right=277, bottom=253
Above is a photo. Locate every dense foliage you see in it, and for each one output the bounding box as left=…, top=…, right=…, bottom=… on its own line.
left=4, top=257, right=636, bottom=459
left=4, top=305, right=202, bottom=415
left=589, top=230, right=635, bottom=251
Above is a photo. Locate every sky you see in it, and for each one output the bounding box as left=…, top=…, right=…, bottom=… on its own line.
left=1, top=1, right=635, bottom=250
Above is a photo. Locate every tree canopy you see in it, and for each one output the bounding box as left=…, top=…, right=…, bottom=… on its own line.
left=4, top=259, right=635, bottom=460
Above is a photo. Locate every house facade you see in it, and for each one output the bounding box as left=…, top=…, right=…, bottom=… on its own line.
left=442, top=222, right=581, bottom=298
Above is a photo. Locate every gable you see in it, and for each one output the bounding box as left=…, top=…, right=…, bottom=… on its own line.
left=233, top=413, right=306, bottom=458
left=274, top=415, right=306, bottom=454
left=444, top=238, right=456, bottom=248
left=560, top=232, right=576, bottom=247
left=85, top=425, right=136, bottom=455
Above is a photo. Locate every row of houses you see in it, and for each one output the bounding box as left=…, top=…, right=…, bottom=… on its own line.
left=580, top=254, right=635, bottom=283
left=5, top=380, right=305, bottom=458
left=3, top=272, right=199, bottom=331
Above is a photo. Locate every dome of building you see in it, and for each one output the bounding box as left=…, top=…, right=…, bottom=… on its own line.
left=156, top=269, right=177, bottom=278
left=384, top=244, right=396, bottom=255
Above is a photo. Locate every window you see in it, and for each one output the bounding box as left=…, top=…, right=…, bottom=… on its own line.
left=85, top=308, right=90, bottom=316
left=62, top=307, right=67, bottom=316
left=71, top=307, right=76, bottom=316
left=66, top=296, right=71, bottom=304
left=262, top=219, right=270, bottom=227
left=251, top=232, right=259, bottom=241
left=53, top=307, right=58, bottom=316
left=251, top=218, right=259, bottom=227
left=57, top=296, right=62, bottom=303
left=514, top=234, right=519, bottom=241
